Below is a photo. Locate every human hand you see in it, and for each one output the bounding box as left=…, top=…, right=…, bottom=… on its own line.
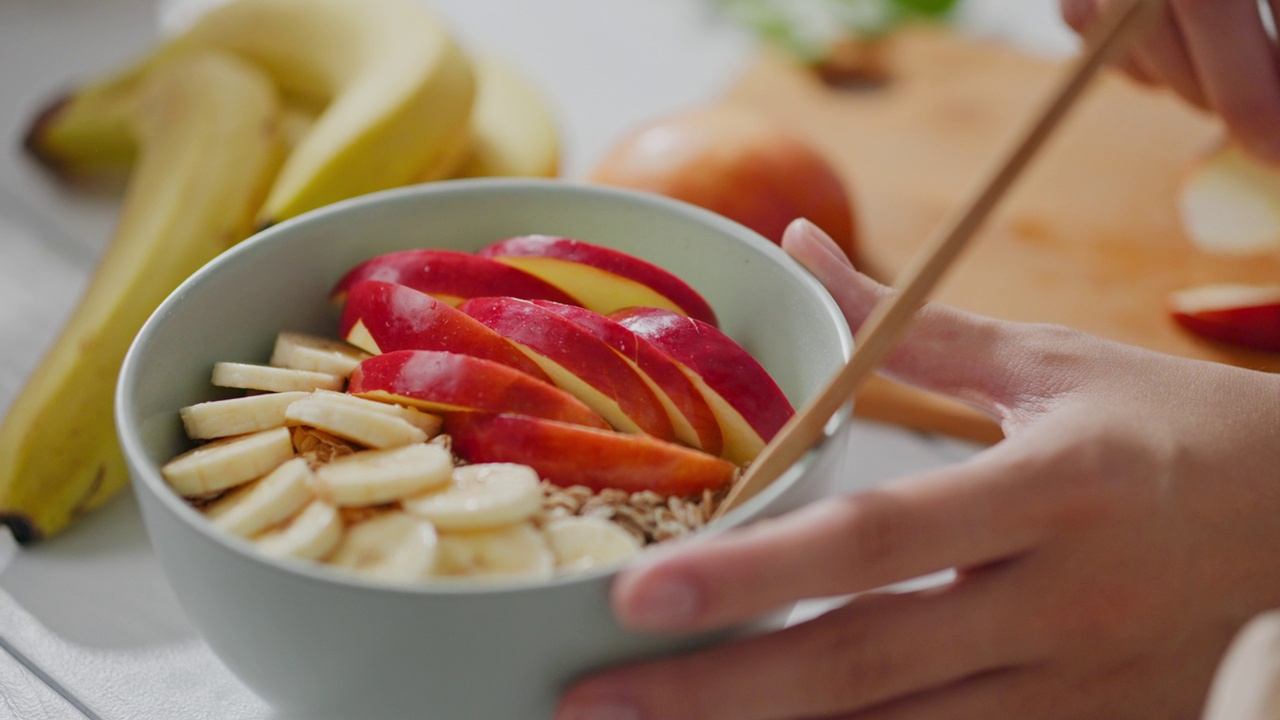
left=555, top=218, right=1280, bottom=720
left=1060, top=0, right=1280, bottom=163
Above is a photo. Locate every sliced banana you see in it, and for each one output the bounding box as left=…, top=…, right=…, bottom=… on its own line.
left=545, top=516, right=642, bottom=573
left=254, top=500, right=343, bottom=561
left=270, top=331, right=371, bottom=378
left=161, top=426, right=295, bottom=496
left=205, top=457, right=316, bottom=538
left=310, top=389, right=442, bottom=437
left=314, top=442, right=453, bottom=507
left=285, top=392, right=427, bottom=449
left=212, top=361, right=344, bottom=393
left=329, top=511, right=438, bottom=582
left=179, top=390, right=308, bottom=440
left=403, top=463, right=542, bottom=532
left=435, top=521, right=554, bottom=580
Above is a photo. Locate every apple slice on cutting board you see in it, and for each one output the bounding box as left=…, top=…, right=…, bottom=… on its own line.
left=1168, top=284, right=1280, bottom=353
left=1180, top=144, right=1280, bottom=256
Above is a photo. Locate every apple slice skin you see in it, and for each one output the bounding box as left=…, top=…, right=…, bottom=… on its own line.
left=1172, top=312, right=1280, bottom=352
left=1168, top=285, right=1280, bottom=353
left=329, top=249, right=581, bottom=306
left=475, top=235, right=718, bottom=326
left=445, top=412, right=737, bottom=496
left=338, top=280, right=550, bottom=382
left=458, top=297, right=677, bottom=441
left=348, top=350, right=611, bottom=429
left=531, top=300, right=723, bottom=456
left=612, top=307, right=795, bottom=446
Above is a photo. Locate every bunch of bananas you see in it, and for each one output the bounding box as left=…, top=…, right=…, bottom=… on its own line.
left=1, top=0, right=561, bottom=543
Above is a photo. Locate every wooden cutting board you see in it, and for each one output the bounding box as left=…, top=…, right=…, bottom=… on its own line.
left=725, top=29, right=1280, bottom=444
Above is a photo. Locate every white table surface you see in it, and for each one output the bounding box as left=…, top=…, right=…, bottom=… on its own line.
left=0, top=1, right=1075, bottom=717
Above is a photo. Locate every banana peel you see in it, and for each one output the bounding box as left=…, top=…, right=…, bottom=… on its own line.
left=23, top=83, right=136, bottom=181
left=451, top=57, right=561, bottom=180
left=0, top=51, right=283, bottom=543
left=28, top=50, right=558, bottom=191
left=23, top=0, right=475, bottom=227
left=6, top=2, right=563, bottom=543
left=197, top=0, right=475, bottom=224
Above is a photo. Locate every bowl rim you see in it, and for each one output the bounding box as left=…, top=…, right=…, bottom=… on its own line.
left=115, top=177, right=855, bottom=596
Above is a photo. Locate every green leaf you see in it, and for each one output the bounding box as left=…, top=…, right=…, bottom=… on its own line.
left=889, top=0, right=960, bottom=17
left=710, top=0, right=960, bottom=60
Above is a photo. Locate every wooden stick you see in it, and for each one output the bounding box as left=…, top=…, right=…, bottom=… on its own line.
left=713, top=0, right=1162, bottom=520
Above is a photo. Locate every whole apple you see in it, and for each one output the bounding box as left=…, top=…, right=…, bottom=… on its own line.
left=589, top=105, right=858, bottom=261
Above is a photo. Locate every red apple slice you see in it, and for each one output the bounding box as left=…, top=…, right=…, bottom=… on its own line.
left=531, top=300, right=723, bottom=456
left=339, top=280, right=550, bottom=382
left=475, top=235, right=718, bottom=326
left=1168, top=283, right=1280, bottom=353
left=329, top=249, right=581, bottom=306
left=348, top=350, right=610, bottom=428
left=445, top=413, right=737, bottom=496
left=1180, top=144, right=1280, bottom=255
left=612, top=307, right=794, bottom=465
left=458, top=297, right=675, bottom=440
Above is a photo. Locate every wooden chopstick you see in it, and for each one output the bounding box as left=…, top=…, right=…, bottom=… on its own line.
left=713, top=0, right=1162, bottom=520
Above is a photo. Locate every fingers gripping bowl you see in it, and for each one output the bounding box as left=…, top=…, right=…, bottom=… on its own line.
left=116, top=179, right=854, bottom=719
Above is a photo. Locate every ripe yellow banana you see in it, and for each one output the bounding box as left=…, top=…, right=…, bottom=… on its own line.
left=451, top=57, right=561, bottom=179
left=403, top=463, right=543, bottom=531
left=0, top=51, right=283, bottom=543
left=25, top=95, right=311, bottom=180
left=25, top=0, right=475, bottom=226
left=183, top=0, right=475, bottom=224
left=29, top=51, right=556, bottom=192
left=23, top=83, right=135, bottom=181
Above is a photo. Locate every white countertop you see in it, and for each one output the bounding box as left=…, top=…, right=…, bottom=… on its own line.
left=0, top=1, right=1073, bottom=716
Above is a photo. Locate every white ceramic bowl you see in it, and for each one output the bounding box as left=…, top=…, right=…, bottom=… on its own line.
left=116, top=179, right=854, bottom=719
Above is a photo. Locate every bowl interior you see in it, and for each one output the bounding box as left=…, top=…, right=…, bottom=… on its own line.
left=118, top=178, right=853, bottom=588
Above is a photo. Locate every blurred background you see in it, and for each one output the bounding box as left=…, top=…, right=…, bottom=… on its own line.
left=3, top=1, right=1273, bottom=717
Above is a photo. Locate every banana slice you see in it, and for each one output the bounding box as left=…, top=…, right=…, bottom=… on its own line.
left=403, top=463, right=542, bottom=532
left=310, top=389, right=442, bottom=437
left=212, top=361, right=344, bottom=393
left=285, top=392, right=427, bottom=449
left=270, top=332, right=371, bottom=378
left=161, top=426, right=295, bottom=496
left=180, top=390, right=308, bottom=440
left=205, top=457, right=316, bottom=538
left=254, top=500, right=343, bottom=561
left=314, top=442, right=453, bottom=506
left=435, top=521, right=554, bottom=580
left=328, top=511, right=438, bottom=582
left=544, top=516, right=642, bottom=573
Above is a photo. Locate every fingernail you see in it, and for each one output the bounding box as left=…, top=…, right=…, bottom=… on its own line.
left=626, top=577, right=700, bottom=631
left=784, top=217, right=823, bottom=246
left=558, top=701, right=642, bottom=720
left=790, top=217, right=846, bottom=260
